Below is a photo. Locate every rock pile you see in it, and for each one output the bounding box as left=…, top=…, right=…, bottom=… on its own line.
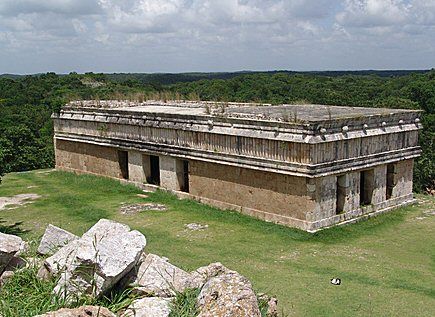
left=0, top=232, right=28, bottom=286
left=0, top=219, right=277, bottom=316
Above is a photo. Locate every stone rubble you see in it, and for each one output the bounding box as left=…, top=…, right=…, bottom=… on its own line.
left=185, top=223, right=209, bottom=231
left=130, top=253, right=192, bottom=297
left=121, top=297, right=172, bottom=317
left=53, top=219, right=147, bottom=300
left=0, top=232, right=26, bottom=273
left=197, top=270, right=262, bottom=317
left=37, top=224, right=79, bottom=255
left=1, top=219, right=276, bottom=316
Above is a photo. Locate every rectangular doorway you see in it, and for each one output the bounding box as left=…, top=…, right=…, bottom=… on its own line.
left=147, top=155, right=160, bottom=185
left=360, top=169, right=374, bottom=206
left=386, top=163, right=396, bottom=200
left=180, top=160, right=189, bottom=193
left=118, top=150, right=129, bottom=180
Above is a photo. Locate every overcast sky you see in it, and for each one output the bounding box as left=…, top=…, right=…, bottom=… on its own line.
left=0, top=0, right=434, bottom=74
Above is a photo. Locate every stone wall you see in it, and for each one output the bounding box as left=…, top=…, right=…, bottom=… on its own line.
left=188, top=160, right=314, bottom=220
left=55, top=139, right=122, bottom=179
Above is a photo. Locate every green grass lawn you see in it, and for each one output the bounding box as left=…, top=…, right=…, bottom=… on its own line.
left=1, top=170, right=434, bottom=317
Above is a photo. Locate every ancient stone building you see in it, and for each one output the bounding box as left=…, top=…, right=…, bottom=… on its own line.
left=53, top=101, right=422, bottom=231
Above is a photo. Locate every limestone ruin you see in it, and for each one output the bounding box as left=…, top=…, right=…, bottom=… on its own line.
left=52, top=100, right=422, bottom=231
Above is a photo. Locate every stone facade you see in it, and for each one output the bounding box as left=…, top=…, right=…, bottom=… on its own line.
left=53, top=101, right=422, bottom=231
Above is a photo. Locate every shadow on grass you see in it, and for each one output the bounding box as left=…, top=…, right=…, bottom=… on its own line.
left=0, top=218, right=29, bottom=236
left=146, top=189, right=409, bottom=245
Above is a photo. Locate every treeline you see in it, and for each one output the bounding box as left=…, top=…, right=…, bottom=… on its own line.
left=0, top=71, right=433, bottom=192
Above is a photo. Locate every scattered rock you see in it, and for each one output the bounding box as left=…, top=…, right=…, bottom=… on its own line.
left=120, top=203, right=167, bottom=214
left=38, top=224, right=79, bottom=255
left=34, top=305, right=116, bottom=317
left=136, top=194, right=148, bottom=199
left=0, top=270, right=15, bottom=287
left=266, top=297, right=279, bottom=317
left=423, top=210, right=435, bottom=216
left=121, top=297, right=172, bottom=317
left=188, top=262, right=230, bottom=289
left=197, top=271, right=261, bottom=317
left=258, top=293, right=278, bottom=317
left=0, top=193, right=41, bottom=210
left=131, top=253, right=192, bottom=297
left=53, top=219, right=146, bottom=300
left=185, top=223, right=209, bottom=231
left=39, top=239, right=80, bottom=279
left=0, top=232, right=26, bottom=273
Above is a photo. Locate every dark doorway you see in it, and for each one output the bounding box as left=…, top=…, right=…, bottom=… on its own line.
left=118, top=150, right=129, bottom=179
left=180, top=160, right=189, bottom=193
left=386, top=163, right=395, bottom=200
left=147, top=155, right=160, bottom=185
left=360, top=170, right=373, bottom=206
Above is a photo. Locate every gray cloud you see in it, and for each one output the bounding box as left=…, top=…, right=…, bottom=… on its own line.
left=0, top=0, right=434, bottom=74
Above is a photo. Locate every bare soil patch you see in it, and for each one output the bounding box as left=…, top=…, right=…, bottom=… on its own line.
left=0, top=194, right=41, bottom=211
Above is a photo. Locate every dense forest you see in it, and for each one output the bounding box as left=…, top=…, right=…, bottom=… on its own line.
left=0, top=71, right=433, bottom=192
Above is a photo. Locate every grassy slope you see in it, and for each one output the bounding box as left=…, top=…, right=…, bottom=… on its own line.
left=0, top=170, right=434, bottom=317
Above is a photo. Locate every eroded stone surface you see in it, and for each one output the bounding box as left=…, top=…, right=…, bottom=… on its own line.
left=131, top=253, right=192, bottom=297
left=188, top=262, right=231, bottom=289
left=38, top=224, right=79, bottom=255
left=121, top=297, right=172, bottom=317
left=197, top=271, right=261, bottom=317
left=34, top=305, right=116, bottom=317
left=53, top=219, right=146, bottom=300
left=40, top=239, right=79, bottom=278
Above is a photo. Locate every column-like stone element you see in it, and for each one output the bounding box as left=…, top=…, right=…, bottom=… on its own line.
left=390, top=159, right=414, bottom=199
left=128, top=150, right=145, bottom=183
left=160, top=156, right=184, bottom=191
left=309, top=175, right=337, bottom=221
left=371, top=165, right=387, bottom=205
left=337, top=172, right=360, bottom=213
left=143, top=154, right=152, bottom=183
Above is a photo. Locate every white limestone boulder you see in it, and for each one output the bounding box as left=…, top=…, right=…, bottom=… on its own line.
left=53, top=219, right=146, bottom=300
left=131, top=253, right=192, bottom=297
left=0, top=232, right=26, bottom=273
left=188, top=262, right=231, bottom=289
left=197, top=271, right=261, bottom=317
left=37, top=239, right=80, bottom=279
left=121, top=297, right=172, bottom=317
left=37, top=224, right=79, bottom=255
left=34, top=305, right=116, bottom=317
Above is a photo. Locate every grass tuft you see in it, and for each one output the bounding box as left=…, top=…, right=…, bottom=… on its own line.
left=169, top=288, right=201, bottom=317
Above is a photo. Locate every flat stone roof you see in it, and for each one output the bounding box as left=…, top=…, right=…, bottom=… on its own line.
left=66, top=100, right=419, bottom=123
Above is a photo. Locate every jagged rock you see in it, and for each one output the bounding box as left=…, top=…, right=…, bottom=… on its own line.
left=188, top=262, right=231, bottom=289
left=0, top=232, right=26, bottom=273
left=131, top=253, right=192, bottom=297
left=121, top=297, right=172, bottom=317
left=197, top=271, right=261, bottom=317
left=34, top=305, right=116, bottom=317
left=37, top=224, right=79, bottom=255
left=266, top=297, right=278, bottom=317
left=38, top=239, right=80, bottom=279
left=53, top=219, right=146, bottom=300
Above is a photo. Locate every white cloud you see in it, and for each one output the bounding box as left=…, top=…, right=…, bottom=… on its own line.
left=0, top=0, right=100, bottom=16
left=0, top=0, right=434, bottom=73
